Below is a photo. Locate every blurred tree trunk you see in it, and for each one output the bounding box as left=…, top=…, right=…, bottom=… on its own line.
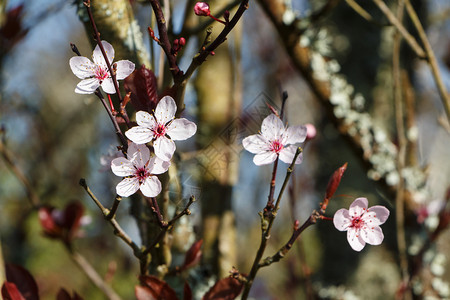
left=191, top=1, right=241, bottom=278
left=76, top=0, right=149, bottom=67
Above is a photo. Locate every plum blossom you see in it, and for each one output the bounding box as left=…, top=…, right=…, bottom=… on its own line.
left=111, top=143, right=170, bottom=197
left=69, top=40, right=135, bottom=94
left=242, top=114, right=307, bottom=166
left=333, top=197, right=390, bottom=251
left=125, top=96, right=197, bottom=161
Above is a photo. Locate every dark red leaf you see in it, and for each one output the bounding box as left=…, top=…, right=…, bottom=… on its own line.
left=124, top=65, right=158, bottom=113
left=182, top=240, right=203, bottom=270
left=38, top=206, right=61, bottom=239
left=5, top=264, right=39, bottom=300
left=56, top=289, right=71, bottom=300
left=202, top=277, right=243, bottom=300
left=63, top=201, right=85, bottom=240
left=0, top=5, right=28, bottom=51
left=183, top=282, right=192, bottom=300
left=2, top=282, right=26, bottom=300
left=138, top=275, right=179, bottom=300
left=135, top=285, right=155, bottom=300
left=56, top=288, right=83, bottom=300
left=325, top=163, right=348, bottom=202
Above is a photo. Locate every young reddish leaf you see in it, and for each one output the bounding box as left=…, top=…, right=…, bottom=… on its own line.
left=182, top=240, right=203, bottom=270
left=56, top=288, right=83, bottom=300
left=202, top=277, right=243, bottom=300
left=5, top=264, right=39, bottom=300
left=183, top=282, right=192, bottom=300
left=138, top=275, right=179, bottom=300
left=124, top=65, right=158, bottom=113
left=324, top=163, right=348, bottom=202
left=38, top=206, right=61, bottom=239
left=2, top=282, right=26, bottom=300
left=63, top=201, right=85, bottom=241
left=0, top=5, right=28, bottom=52
left=135, top=285, right=155, bottom=300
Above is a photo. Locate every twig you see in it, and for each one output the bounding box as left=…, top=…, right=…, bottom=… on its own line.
left=404, top=0, right=450, bottom=123
left=258, top=214, right=318, bottom=268
left=242, top=147, right=303, bottom=300
left=83, top=0, right=131, bottom=126
left=70, top=43, right=128, bottom=150
left=142, top=196, right=196, bottom=256
left=149, top=197, right=168, bottom=228
left=392, top=1, right=411, bottom=296
left=345, top=0, right=376, bottom=23
left=0, top=134, right=40, bottom=208
left=79, top=179, right=141, bottom=256
left=67, top=247, right=122, bottom=300
left=106, top=195, right=122, bottom=221
left=372, top=0, right=425, bottom=58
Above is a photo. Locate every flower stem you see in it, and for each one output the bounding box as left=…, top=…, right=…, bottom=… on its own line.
left=242, top=147, right=302, bottom=299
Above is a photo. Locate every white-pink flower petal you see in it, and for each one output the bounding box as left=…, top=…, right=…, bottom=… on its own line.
left=167, top=118, right=197, bottom=140
left=361, top=225, right=384, bottom=246
left=253, top=151, right=277, bottom=166
left=111, top=157, right=135, bottom=177
left=116, top=177, right=140, bottom=197
left=148, top=157, right=171, bottom=175
left=261, top=114, right=284, bottom=141
left=140, top=176, right=162, bottom=197
left=69, top=56, right=96, bottom=79
left=93, top=41, right=114, bottom=67
left=101, top=78, right=117, bottom=94
left=333, top=208, right=351, bottom=231
left=155, top=96, right=176, bottom=125
left=125, top=126, right=154, bottom=144
left=75, top=78, right=101, bottom=94
left=347, top=229, right=366, bottom=252
left=367, top=205, right=390, bottom=224
left=282, top=125, right=307, bottom=145
left=279, top=145, right=302, bottom=164
left=154, top=136, right=176, bottom=161
left=114, top=60, right=135, bottom=80
left=349, top=197, right=368, bottom=216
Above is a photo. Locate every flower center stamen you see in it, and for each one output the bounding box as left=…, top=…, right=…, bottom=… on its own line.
left=95, top=66, right=109, bottom=82
left=351, top=216, right=364, bottom=229
left=270, top=140, right=284, bottom=153
left=135, top=167, right=149, bottom=183
left=154, top=124, right=167, bottom=138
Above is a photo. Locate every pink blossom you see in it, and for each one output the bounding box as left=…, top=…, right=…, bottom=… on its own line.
left=125, top=96, right=197, bottom=161
left=194, top=2, right=210, bottom=16
left=111, top=143, right=170, bottom=197
left=69, top=41, right=135, bottom=94
left=333, top=197, right=390, bottom=251
left=242, top=114, right=307, bottom=166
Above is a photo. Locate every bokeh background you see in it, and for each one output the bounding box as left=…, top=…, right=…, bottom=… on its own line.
left=1, top=0, right=450, bottom=299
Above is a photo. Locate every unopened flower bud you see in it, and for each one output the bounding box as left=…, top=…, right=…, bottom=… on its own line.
left=305, top=123, right=316, bottom=140
left=194, top=2, right=210, bottom=16
left=179, top=37, right=186, bottom=46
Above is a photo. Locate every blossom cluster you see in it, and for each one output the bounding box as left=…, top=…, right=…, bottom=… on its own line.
left=70, top=41, right=390, bottom=252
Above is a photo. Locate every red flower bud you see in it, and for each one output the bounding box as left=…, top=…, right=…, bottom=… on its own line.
left=194, top=2, right=210, bottom=16
left=179, top=37, right=186, bottom=46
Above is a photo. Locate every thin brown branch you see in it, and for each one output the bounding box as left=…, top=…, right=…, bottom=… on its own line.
left=83, top=0, right=131, bottom=126
left=70, top=43, right=128, bottom=150
left=67, top=247, right=122, bottom=300
left=392, top=0, right=411, bottom=295
left=0, top=134, right=40, bottom=208
left=79, top=179, right=141, bottom=256
left=242, top=147, right=303, bottom=300
left=404, top=0, right=450, bottom=123
left=372, top=0, right=426, bottom=58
